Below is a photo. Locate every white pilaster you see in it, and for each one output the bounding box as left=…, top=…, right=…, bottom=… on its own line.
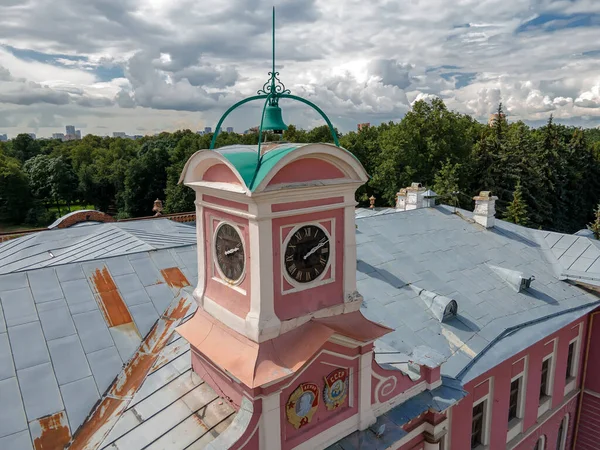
left=259, top=391, right=282, bottom=450
left=245, top=202, right=281, bottom=342
left=193, top=198, right=206, bottom=307
left=343, top=193, right=360, bottom=303
left=358, top=351, right=376, bottom=430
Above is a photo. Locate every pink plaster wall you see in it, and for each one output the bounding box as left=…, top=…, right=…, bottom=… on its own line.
left=574, top=311, right=600, bottom=449
left=280, top=343, right=360, bottom=450
left=191, top=349, right=245, bottom=409
left=272, top=208, right=344, bottom=321
left=203, top=194, right=249, bottom=211
left=449, top=317, right=587, bottom=450
left=203, top=207, right=251, bottom=318
left=370, top=361, right=433, bottom=406
left=271, top=196, right=344, bottom=213
left=513, top=397, right=577, bottom=450
left=203, top=163, right=242, bottom=185
left=267, top=157, right=345, bottom=187
left=575, top=393, right=600, bottom=449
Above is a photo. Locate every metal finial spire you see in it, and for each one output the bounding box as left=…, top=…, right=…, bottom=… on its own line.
left=257, top=6, right=290, bottom=104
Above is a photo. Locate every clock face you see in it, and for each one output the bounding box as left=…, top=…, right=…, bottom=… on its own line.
left=214, top=223, right=245, bottom=283
left=284, top=225, right=330, bottom=283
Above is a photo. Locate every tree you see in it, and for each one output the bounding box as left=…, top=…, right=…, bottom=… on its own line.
left=433, top=159, right=461, bottom=206
left=0, top=153, right=32, bottom=223
left=11, top=134, right=41, bottom=163
left=589, top=204, right=600, bottom=240
left=504, top=180, right=529, bottom=226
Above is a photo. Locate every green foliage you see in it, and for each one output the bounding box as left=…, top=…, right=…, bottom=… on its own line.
left=589, top=204, right=600, bottom=240
left=433, top=159, right=461, bottom=206
left=504, top=180, right=529, bottom=225
left=1, top=99, right=600, bottom=236
left=0, top=152, right=32, bottom=223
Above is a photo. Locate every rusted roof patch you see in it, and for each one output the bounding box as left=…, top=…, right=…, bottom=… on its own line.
left=67, top=294, right=193, bottom=450
left=161, top=267, right=191, bottom=289
left=31, top=411, right=72, bottom=450
left=90, top=267, right=133, bottom=327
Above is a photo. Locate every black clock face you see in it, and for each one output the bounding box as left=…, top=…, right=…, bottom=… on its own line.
left=284, top=225, right=330, bottom=283
left=215, top=223, right=245, bottom=283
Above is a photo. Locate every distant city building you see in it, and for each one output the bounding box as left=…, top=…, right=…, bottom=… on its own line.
left=226, top=127, right=234, bottom=133
left=357, top=122, right=370, bottom=131
left=52, top=133, right=65, bottom=141
left=64, top=125, right=81, bottom=140
left=0, top=134, right=7, bottom=142
left=113, top=132, right=127, bottom=138
left=196, top=130, right=205, bottom=136
left=204, top=127, right=212, bottom=134
left=27, top=133, right=36, bottom=140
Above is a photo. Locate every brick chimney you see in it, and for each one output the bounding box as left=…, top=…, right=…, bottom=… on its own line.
left=473, top=191, right=497, bottom=228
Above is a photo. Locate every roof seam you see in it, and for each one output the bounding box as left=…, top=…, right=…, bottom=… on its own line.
left=456, top=298, right=600, bottom=380
left=100, top=379, right=203, bottom=449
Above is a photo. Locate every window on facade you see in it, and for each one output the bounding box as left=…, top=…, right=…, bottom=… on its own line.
left=566, top=342, right=575, bottom=380
left=508, top=378, right=520, bottom=421
left=556, top=419, right=565, bottom=450
left=471, top=401, right=485, bottom=448
left=540, top=358, right=550, bottom=400
left=534, top=435, right=545, bottom=450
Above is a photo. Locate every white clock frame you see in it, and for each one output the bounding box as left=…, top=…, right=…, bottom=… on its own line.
left=212, top=219, right=247, bottom=289
left=280, top=219, right=336, bottom=294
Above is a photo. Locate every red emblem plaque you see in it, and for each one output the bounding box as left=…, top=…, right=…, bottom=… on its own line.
left=286, top=382, right=320, bottom=429
left=323, top=368, right=349, bottom=410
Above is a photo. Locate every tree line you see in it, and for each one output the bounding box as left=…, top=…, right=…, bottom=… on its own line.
left=1, top=98, right=600, bottom=233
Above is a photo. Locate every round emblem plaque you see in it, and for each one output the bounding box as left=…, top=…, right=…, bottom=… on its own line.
left=286, top=383, right=320, bottom=429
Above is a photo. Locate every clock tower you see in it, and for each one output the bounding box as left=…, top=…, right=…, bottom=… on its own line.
left=175, top=9, right=443, bottom=450
left=179, top=141, right=371, bottom=343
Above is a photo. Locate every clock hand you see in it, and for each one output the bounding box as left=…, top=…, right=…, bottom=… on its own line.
left=225, top=246, right=240, bottom=256
left=303, top=241, right=327, bottom=260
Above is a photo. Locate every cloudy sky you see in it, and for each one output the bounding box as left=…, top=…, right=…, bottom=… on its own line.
left=1, top=0, right=600, bottom=138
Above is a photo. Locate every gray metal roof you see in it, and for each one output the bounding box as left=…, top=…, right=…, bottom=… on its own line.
left=0, top=219, right=196, bottom=275
left=0, top=219, right=232, bottom=449
left=356, top=206, right=600, bottom=383
left=537, top=229, right=600, bottom=282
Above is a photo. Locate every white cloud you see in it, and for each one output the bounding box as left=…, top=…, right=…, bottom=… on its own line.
left=1, top=0, right=600, bottom=136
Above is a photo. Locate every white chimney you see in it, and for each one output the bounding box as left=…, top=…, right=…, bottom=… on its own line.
left=473, top=191, right=498, bottom=228
left=395, top=188, right=407, bottom=211
left=405, top=183, right=426, bottom=210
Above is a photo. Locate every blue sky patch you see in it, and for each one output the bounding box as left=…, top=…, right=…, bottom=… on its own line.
left=440, top=72, right=477, bottom=89
left=516, top=13, right=600, bottom=33
left=1, top=45, right=124, bottom=81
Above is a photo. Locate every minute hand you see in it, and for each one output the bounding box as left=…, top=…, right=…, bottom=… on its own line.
left=303, top=241, right=328, bottom=260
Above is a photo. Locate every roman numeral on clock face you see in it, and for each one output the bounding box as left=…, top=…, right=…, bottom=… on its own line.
left=284, top=224, right=331, bottom=284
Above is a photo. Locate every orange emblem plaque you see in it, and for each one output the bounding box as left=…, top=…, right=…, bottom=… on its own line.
left=286, top=382, right=320, bottom=429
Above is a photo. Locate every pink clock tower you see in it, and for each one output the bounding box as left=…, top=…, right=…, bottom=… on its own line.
left=178, top=142, right=395, bottom=449
left=176, top=9, right=450, bottom=450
